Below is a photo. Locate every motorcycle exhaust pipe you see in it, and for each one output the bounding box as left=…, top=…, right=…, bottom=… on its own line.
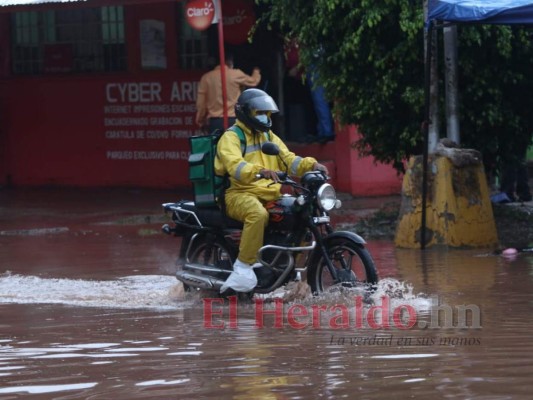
left=176, top=270, right=226, bottom=290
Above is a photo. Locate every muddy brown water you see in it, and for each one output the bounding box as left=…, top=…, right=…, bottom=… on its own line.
left=1, top=188, right=533, bottom=399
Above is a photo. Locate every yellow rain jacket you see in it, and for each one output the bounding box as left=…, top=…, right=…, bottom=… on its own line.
left=215, top=120, right=318, bottom=264
left=214, top=120, right=318, bottom=201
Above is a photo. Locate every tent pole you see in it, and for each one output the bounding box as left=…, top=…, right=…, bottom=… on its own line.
left=421, top=20, right=434, bottom=250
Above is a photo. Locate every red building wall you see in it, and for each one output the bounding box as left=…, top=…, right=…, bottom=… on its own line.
left=0, top=13, right=9, bottom=185
left=290, top=126, right=403, bottom=197
left=4, top=72, right=203, bottom=187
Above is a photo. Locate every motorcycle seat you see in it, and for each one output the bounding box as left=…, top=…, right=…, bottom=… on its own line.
left=179, top=201, right=243, bottom=229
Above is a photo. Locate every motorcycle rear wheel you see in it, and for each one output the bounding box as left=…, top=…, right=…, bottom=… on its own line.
left=188, top=239, right=254, bottom=301
left=188, top=238, right=235, bottom=276
left=308, top=238, right=378, bottom=295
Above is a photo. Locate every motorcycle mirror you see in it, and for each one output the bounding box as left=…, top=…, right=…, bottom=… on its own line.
left=261, top=142, right=280, bottom=156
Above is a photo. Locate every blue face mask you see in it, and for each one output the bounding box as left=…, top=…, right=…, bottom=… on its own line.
left=255, top=114, right=269, bottom=125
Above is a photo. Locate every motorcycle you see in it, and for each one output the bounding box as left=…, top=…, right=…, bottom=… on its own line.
left=161, top=142, right=378, bottom=296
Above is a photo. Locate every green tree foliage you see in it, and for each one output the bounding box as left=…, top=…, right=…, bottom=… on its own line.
left=257, top=0, right=533, bottom=172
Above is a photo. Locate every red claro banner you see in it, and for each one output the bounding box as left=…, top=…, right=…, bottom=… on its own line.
left=185, top=0, right=256, bottom=45
left=222, top=0, right=256, bottom=45
left=185, top=0, right=215, bottom=31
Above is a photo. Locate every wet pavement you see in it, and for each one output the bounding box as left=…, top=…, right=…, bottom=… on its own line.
left=1, top=187, right=533, bottom=399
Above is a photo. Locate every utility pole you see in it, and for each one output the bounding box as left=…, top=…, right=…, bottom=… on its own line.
left=444, top=25, right=460, bottom=144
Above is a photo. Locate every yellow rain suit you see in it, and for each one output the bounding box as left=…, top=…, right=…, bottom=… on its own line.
left=215, top=120, right=318, bottom=264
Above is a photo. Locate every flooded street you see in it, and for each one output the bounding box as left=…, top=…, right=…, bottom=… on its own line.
left=1, top=188, right=533, bottom=399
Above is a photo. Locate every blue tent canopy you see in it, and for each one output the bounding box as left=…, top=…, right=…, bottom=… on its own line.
left=428, top=0, right=533, bottom=24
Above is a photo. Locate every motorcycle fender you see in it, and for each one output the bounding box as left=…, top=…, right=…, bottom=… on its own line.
left=185, top=232, right=237, bottom=261
left=326, top=230, right=366, bottom=245
left=308, top=231, right=366, bottom=266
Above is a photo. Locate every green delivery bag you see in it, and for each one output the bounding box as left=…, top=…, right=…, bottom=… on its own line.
left=188, top=127, right=245, bottom=208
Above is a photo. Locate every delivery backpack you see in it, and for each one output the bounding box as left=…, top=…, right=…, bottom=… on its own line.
left=188, top=126, right=246, bottom=208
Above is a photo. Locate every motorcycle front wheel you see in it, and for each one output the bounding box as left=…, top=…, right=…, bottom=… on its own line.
left=308, top=238, right=378, bottom=294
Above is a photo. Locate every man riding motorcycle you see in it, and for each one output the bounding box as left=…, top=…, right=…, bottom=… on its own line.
left=215, top=88, right=329, bottom=293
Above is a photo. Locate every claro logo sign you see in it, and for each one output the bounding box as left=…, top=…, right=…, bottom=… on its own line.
left=185, top=0, right=215, bottom=31
left=222, top=0, right=255, bottom=45
left=184, top=0, right=255, bottom=42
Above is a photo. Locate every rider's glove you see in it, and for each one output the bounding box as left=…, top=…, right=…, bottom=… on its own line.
left=313, top=162, right=329, bottom=175
left=259, top=169, right=281, bottom=182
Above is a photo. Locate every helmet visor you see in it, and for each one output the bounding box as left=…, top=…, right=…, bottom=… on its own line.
left=248, top=95, right=279, bottom=113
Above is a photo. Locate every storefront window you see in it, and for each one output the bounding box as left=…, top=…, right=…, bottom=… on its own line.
left=11, top=6, right=126, bottom=75
left=12, top=11, right=40, bottom=74
left=101, top=6, right=126, bottom=71
left=177, top=3, right=209, bottom=70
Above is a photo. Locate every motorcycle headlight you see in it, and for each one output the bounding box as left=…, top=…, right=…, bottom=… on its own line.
left=317, top=183, right=336, bottom=211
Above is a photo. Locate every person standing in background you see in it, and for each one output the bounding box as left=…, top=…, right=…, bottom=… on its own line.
left=306, top=61, right=335, bottom=144
left=195, top=52, right=261, bottom=134
left=284, top=38, right=335, bottom=144
left=500, top=148, right=532, bottom=202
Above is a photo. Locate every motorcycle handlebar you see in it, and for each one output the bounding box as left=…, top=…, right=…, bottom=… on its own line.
left=255, top=170, right=329, bottom=182
left=255, top=171, right=288, bottom=181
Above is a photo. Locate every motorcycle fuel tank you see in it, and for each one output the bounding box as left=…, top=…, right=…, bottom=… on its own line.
left=265, top=195, right=297, bottom=230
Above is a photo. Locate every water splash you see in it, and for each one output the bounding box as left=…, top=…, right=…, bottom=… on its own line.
left=371, top=277, right=432, bottom=311
left=255, top=277, right=431, bottom=313
left=0, top=272, right=431, bottom=313
left=0, top=274, right=187, bottom=310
